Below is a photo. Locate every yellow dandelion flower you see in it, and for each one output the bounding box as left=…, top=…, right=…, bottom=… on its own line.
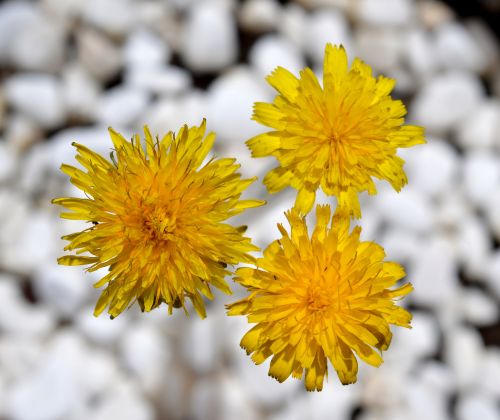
left=248, top=43, right=425, bottom=217
left=227, top=205, right=412, bottom=391
left=53, top=120, right=265, bottom=319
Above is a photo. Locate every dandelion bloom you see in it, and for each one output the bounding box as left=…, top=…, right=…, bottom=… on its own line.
left=53, top=120, right=264, bottom=319
left=227, top=205, right=412, bottom=391
left=248, top=44, right=425, bottom=217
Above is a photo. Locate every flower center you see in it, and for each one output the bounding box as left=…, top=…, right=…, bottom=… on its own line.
left=306, top=283, right=332, bottom=312
left=142, top=209, right=176, bottom=242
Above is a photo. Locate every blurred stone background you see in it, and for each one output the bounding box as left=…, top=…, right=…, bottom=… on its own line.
left=1, top=0, right=500, bottom=419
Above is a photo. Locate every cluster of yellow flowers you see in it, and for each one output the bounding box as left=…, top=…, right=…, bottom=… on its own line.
left=53, top=44, right=425, bottom=391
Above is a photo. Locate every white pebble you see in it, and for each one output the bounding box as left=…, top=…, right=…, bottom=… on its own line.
left=396, top=312, right=440, bottom=360
left=463, top=150, right=500, bottom=210
left=219, top=375, right=259, bottom=420
left=457, top=393, right=500, bottom=420
left=5, top=74, right=65, bottom=129
left=416, top=361, right=454, bottom=394
left=97, top=87, right=150, bottom=128
left=90, top=383, right=154, bottom=420
left=476, top=349, right=500, bottom=399
left=355, top=28, right=403, bottom=72
left=77, top=28, right=122, bottom=83
left=125, top=65, right=191, bottom=96
left=405, top=138, right=459, bottom=196
left=411, top=72, right=484, bottom=134
left=207, top=67, right=271, bottom=145
left=123, top=29, right=170, bottom=69
left=405, top=29, right=439, bottom=78
left=444, top=326, right=484, bottom=390
left=278, top=4, right=307, bottom=50
left=455, top=215, right=491, bottom=279
left=460, top=288, right=499, bottom=326
left=76, top=305, right=129, bottom=345
left=249, top=34, right=305, bottom=80
left=82, top=0, right=136, bottom=37
left=457, top=100, right=500, bottom=150
left=120, top=322, right=171, bottom=393
left=62, top=63, right=100, bottom=121
left=9, top=13, right=65, bottom=72
left=181, top=2, right=238, bottom=72
left=485, top=251, right=500, bottom=300
left=373, top=185, right=435, bottom=233
left=404, top=377, right=450, bottom=420
left=239, top=0, right=280, bottom=33
left=358, top=0, right=415, bottom=27
left=142, top=90, right=207, bottom=136
left=182, top=315, right=220, bottom=374
left=0, top=141, right=16, bottom=182
left=304, top=9, right=352, bottom=66
left=4, top=114, right=42, bottom=152
left=409, top=237, right=457, bottom=307
left=5, top=332, right=85, bottom=420
left=435, top=22, right=488, bottom=73
left=379, top=227, right=421, bottom=263
left=32, top=262, right=90, bottom=317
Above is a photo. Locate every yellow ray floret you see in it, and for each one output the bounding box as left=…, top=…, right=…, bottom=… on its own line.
left=248, top=43, right=426, bottom=217
left=227, top=205, right=412, bottom=391
left=53, top=120, right=265, bottom=319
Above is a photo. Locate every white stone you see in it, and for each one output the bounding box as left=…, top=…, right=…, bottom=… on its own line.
left=82, top=0, right=136, bottom=37
left=405, top=29, right=439, bottom=78
left=409, top=237, right=457, bottom=307
left=404, top=377, right=450, bottom=420
left=80, top=349, right=119, bottom=398
left=120, top=322, right=170, bottom=393
left=457, top=100, right=500, bottom=150
left=485, top=251, right=500, bottom=300
left=477, top=349, right=500, bottom=399
left=239, top=0, right=280, bottom=33
left=249, top=34, right=305, bottom=80
left=77, top=28, right=122, bottom=82
left=0, top=334, right=44, bottom=381
left=125, top=65, right=191, bottom=96
left=485, top=190, right=500, bottom=242
left=219, top=375, right=259, bottom=420
left=304, top=9, right=352, bottom=66
left=123, top=29, right=170, bottom=69
left=278, top=4, right=307, bottom=50
left=189, top=377, right=221, bottom=420
left=62, top=63, right=100, bottom=120
left=436, top=22, right=488, bottom=73
left=356, top=28, right=403, bottom=72
left=379, top=228, right=421, bottom=263
left=399, top=138, right=458, bottom=198
left=9, top=13, right=66, bottom=72
left=4, top=114, right=42, bottom=152
left=181, top=2, right=238, bottom=72
left=417, top=361, right=454, bottom=394
left=463, top=150, right=500, bottom=210
left=373, top=185, right=434, bottom=234
left=0, top=2, right=38, bottom=62
left=97, top=87, right=150, bottom=128
left=455, top=215, right=491, bottom=279
left=0, top=141, right=16, bottom=182
left=457, top=393, right=500, bottom=420
left=1, top=211, right=58, bottom=273
left=411, top=72, right=484, bottom=134
left=182, top=315, right=220, bottom=374
left=444, top=326, right=484, bottom=390
left=76, top=306, right=129, bottom=345
left=358, top=0, right=415, bottom=27
left=307, top=381, right=360, bottom=420
left=5, top=331, right=85, bottom=420
left=460, top=288, right=499, bottom=326
left=32, top=262, right=90, bottom=317
left=395, top=311, right=440, bottom=360
left=5, top=74, right=65, bottom=129
left=41, top=0, right=85, bottom=20
left=89, top=383, right=154, bottom=420
left=207, top=67, right=272, bottom=146
left=142, top=90, right=207, bottom=136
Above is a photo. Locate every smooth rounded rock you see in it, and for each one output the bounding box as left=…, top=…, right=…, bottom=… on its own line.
left=123, top=29, right=170, bottom=69
left=456, top=393, right=500, bottom=420
left=97, top=87, right=150, bottom=128
left=463, top=151, right=500, bottom=210
left=411, top=72, right=484, bottom=134
left=358, top=0, right=415, bottom=27
left=239, top=0, right=280, bottom=33
left=457, top=100, right=500, bottom=150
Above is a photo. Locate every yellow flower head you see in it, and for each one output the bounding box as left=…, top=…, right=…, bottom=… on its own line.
left=249, top=44, right=425, bottom=217
left=53, top=120, right=264, bottom=319
left=227, top=205, right=412, bottom=391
